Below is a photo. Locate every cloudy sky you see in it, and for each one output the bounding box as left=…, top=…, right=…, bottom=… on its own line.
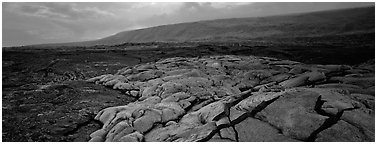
left=2, top=2, right=374, bottom=47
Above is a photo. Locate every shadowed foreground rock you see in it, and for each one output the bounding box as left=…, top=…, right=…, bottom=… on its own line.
left=86, top=55, right=374, bottom=142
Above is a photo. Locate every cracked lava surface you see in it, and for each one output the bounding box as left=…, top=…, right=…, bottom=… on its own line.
left=85, top=55, right=374, bottom=142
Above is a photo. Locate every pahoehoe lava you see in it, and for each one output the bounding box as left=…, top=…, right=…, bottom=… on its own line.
left=86, top=55, right=374, bottom=142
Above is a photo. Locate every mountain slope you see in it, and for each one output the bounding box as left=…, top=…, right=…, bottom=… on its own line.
left=35, top=7, right=374, bottom=47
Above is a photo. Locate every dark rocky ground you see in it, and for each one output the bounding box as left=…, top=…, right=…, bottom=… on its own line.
left=2, top=36, right=375, bottom=142
left=2, top=50, right=138, bottom=141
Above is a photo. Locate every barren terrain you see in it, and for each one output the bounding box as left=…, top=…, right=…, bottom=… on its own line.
left=2, top=6, right=375, bottom=142
left=2, top=39, right=374, bottom=141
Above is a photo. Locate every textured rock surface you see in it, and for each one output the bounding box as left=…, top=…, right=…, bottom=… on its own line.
left=86, top=55, right=374, bottom=142
left=235, top=117, right=299, bottom=142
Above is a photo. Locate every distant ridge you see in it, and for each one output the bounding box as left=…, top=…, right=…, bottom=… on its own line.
left=32, top=6, right=374, bottom=47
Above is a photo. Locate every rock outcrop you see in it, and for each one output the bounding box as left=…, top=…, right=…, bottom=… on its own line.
left=86, top=55, right=374, bottom=142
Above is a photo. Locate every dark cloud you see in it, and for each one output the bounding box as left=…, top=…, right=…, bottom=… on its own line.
left=2, top=2, right=374, bottom=47
left=4, top=2, right=117, bottom=21
left=3, top=2, right=138, bottom=46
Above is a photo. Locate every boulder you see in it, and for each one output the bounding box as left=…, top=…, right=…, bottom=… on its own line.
left=133, top=109, right=162, bottom=133
left=255, top=89, right=328, bottom=140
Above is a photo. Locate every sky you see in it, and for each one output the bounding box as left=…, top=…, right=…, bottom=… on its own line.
left=2, top=2, right=374, bottom=47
